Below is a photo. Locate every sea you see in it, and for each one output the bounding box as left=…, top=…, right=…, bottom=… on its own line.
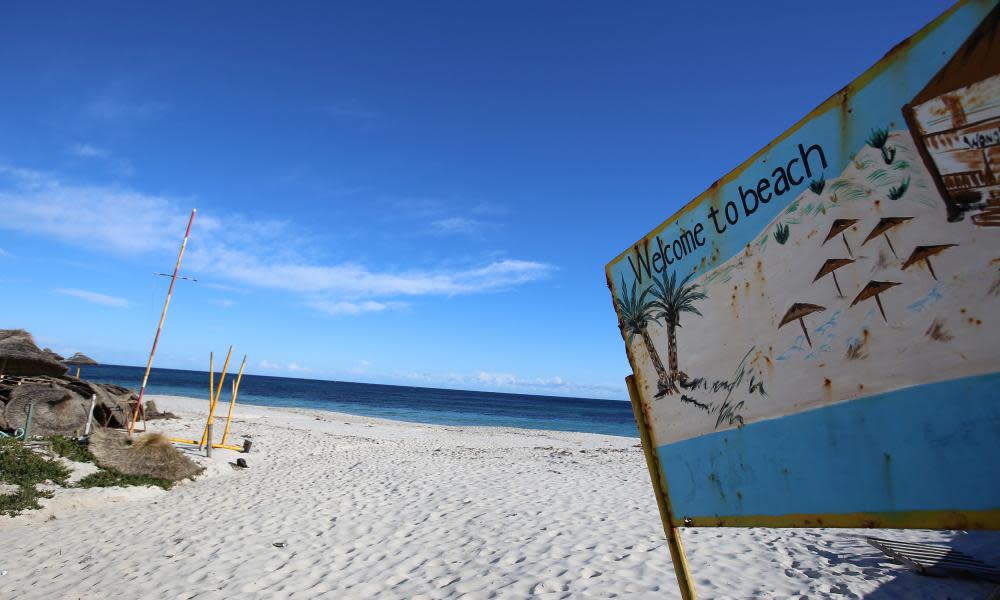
left=83, top=365, right=638, bottom=438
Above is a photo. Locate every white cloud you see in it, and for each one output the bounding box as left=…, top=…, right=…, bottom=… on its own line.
left=55, top=288, right=129, bottom=308
left=259, top=359, right=281, bottom=370
left=307, top=299, right=398, bottom=316
left=287, top=362, right=309, bottom=373
left=0, top=166, right=192, bottom=254
left=69, top=143, right=109, bottom=159
left=0, top=248, right=9, bottom=257
left=67, top=144, right=135, bottom=177
left=0, top=168, right=554, bottom=316
left=210, top=299, right=235, bottom=308
left=429, top=217, right=483, bottom=235
left=86, top=96, right=166, bottom=121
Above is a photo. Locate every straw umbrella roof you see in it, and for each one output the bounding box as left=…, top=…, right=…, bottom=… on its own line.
left=901, top=244, right=958, bottom=270
left=813, top=258, right=855, bottom=282
left=2, top=382, right=89, bottom=436
left=88, top=430, right=204, bottom=482
left=862, top=217, right=913, bottom=245
left=64, top=352, right=99, bottom=366
left=823, top=219, right=858, bottom=244
left=851, top=281, right=900, bottom=306
left=43, top=348, right=65, bottom=362
left=0, top=329, right=69, bottom=377
left=779, top=303, right=826, bottom=328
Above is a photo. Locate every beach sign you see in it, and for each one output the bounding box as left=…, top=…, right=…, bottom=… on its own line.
left=607, top=1, right=1000, bottom=593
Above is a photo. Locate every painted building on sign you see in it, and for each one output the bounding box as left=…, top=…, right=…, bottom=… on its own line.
left=607, top=0, right=1000, bottom=532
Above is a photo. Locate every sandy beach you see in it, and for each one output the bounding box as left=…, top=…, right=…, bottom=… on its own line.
left=1, top=395, right=996, bottom=599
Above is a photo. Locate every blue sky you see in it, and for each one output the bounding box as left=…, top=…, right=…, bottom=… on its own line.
left=0, top=1, right=953, bottom=399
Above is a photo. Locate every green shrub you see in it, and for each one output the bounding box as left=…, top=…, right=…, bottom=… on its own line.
left=0, top=438, right=70, bottom=516
left=47, top=435, right=96, bottom=463
left=76, top=470, right=173, bottom=491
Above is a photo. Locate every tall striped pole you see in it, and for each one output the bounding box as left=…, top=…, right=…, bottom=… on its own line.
left=128, top=208, right=197, bottom=435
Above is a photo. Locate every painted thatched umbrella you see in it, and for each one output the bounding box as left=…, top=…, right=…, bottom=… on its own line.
left=851, top=280, right=900, bottom=322
left=779, top=303, right=826, bottom=348
left=902, top=244, right=957, bottom=280
left=2, top=382, right=89, bottom=436
left=862, top=217, right=912, bottom=258
left=813, top=258, right=855, bottom=297
left=0, top=330, right=68, bottom=377
left=822, top=219, right=858, bottom=257
left=64, top=352, right=99, bottom=378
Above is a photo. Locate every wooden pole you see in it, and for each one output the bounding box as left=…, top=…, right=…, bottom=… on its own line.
left=200, top=345, right=232, bottom=447
left=206, top=423, right=213, bottom=458
left=221, top=355, right=247, bottom=446
left=84, top=394, right=96, bottom=436
left=627, top=375, right=697, bottom=600
left=128, top=208, right=197, bottom=435
left=199, top=352, right=214, bottom=449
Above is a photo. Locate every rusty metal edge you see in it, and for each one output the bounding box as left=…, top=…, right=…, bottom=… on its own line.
left=603, top=0, right=982, bottom=284
left=627, top=374, right=697, bottom=600
left=683, top=509, right=1000, bottom=530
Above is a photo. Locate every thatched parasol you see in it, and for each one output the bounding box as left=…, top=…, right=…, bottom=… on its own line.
left=64, top=352, right=99, bottom=378
left=901, top=244, right=958, bottom=280
left=60, top=379, right=133, bottom=428
left=822, top=219, right=858, bottom=257
left=0, top=330, right=69, bottom=377
left=43, top=348, right=65, bottom=362
left=779, top=303, right=826, bottom=348
left=88, top=430, right=203, bottom=481
left=813, top=258, right=855, bottom=297
left=862, top=217, right=913, bottom=259
left=2, top=382, right=89, bottom=436
left=851, top=280, right=900, bottom=322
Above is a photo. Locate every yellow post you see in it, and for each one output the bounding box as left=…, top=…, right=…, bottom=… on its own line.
left=200, top=346, right=232, bottom=448
left=221, top=355, right=247, bottom=446
left=626, top=375, right=697, bottom=600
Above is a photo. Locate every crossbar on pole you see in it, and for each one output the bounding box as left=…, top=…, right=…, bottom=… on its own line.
left=128, top=208, right=197, bottom=436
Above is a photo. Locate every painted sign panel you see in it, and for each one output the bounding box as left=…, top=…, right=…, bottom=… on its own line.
left=608, top=0, right=1000, bottom=529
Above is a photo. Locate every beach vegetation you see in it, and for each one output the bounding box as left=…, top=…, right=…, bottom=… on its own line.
left=649, top=270, right=707, bottom=393
left=0, top=438, right=70, bottom=516
left=616, top=275, right=670, bottom=391
left=47, top=435, right=95, bottom=463
left=889, top=177, right=910, bottom=200
left=866, top=127, right=890, bottom=150
left=809, top=174, right=825, bottom=195
left=868, top=168, right=891, bottom=186
left=866, top=127, right=896, bottom=164
left=76, top=470, right=173, bottom=491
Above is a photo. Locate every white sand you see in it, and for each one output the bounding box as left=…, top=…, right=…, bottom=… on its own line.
left=1, top=395, right=996, bottom=599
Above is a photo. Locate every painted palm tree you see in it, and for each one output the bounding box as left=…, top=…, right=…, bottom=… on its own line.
left=649, top=270, right=707, bottom=393
left=615, top=275, right=670, bottom=391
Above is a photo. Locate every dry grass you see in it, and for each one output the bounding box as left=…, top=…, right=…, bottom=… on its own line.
left=88, top=430, right=203, bottom=482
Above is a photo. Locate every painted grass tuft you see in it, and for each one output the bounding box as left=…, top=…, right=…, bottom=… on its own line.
left=809, top=175, right=826, bottom=195
left=773, top=223, right=791, bottom=245
left=889, top=176, right=910, bottom=201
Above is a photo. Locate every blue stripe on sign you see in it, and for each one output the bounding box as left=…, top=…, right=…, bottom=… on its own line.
left=659, top=372, right=1000, bottom=519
